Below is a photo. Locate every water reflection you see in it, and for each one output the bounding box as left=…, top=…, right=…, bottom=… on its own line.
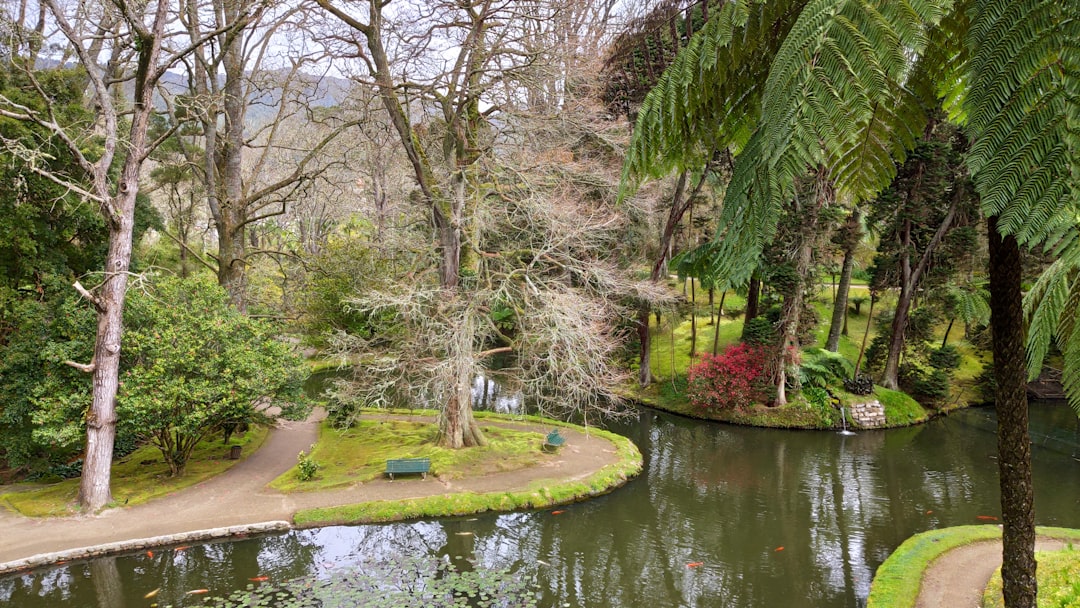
left=3, top=403, right=1078, bottom=607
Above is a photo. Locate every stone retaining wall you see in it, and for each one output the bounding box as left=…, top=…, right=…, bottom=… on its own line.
left=850, top=400, right=887, bottom=428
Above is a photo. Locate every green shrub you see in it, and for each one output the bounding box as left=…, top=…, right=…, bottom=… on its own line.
left=929, top=345, right=961, bottom=372
left=296, top=446, right=321, bottom=481
left=742, top=316, right=775, bottom=346
left=799, top=349, right=855, bottom=388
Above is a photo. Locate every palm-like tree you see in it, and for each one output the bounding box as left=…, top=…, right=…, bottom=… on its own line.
left=620, top=1, right=1080, bottom=605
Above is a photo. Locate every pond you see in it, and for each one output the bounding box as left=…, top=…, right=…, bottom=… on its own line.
left=2, top=402, right=1079, bottom=607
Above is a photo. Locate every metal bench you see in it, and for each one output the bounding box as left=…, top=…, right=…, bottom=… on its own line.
left=385, top=457, right=431, bottom=480
left=543, top=429, right=565, bottom=451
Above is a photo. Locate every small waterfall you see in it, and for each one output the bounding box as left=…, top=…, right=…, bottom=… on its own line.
left=839, top=406, right=856, bottom=436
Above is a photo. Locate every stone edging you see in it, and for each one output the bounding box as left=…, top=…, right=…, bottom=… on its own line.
left=0, top=521, right=291, bottom=577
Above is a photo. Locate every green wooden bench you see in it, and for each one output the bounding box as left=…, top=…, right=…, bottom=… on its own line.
left=385, top=457, right=431, bottom=480
left=543, top=429, right=565, bottom=451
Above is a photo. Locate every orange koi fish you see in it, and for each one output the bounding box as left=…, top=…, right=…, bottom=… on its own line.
left=551, top=510, right=565, bottom=515
left=686, top=562, right=704, bottom=568
left=976, top=515, right=999, bottom=521
left=249, top=576, right=269, bottom=582
left=186, top=589, right=209, bottom=595
left=775, top=547, right=785, bottom=552
left=146, top=550, right=154, bottom=558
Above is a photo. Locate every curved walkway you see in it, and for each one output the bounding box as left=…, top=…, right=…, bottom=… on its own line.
left=0, top=411, right=622, bottom=571
left=916, top=537, right=1069, bottom=607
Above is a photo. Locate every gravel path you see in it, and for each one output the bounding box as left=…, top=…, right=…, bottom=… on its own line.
left=0, top=411, right=622, bottom=568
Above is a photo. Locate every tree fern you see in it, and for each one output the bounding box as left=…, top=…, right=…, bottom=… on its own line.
left=962, top=0, right=1080, bottom=248
left=621, top=0, right=805, bottom=194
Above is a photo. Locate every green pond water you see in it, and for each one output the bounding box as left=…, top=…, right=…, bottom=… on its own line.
left=2, top=402, right=1079, bottom=607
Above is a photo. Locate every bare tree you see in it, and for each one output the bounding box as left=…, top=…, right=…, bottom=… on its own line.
left=317, top=0, right=669, bottom=446
left=170, top=0, right=361, bottom=308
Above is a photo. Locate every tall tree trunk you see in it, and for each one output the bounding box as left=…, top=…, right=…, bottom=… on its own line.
left=216, top=7, right=248, bottom=309
left=826, top=210, right=860, bottom=351
left=74, top=0, right=168, bottom=512
left=712, top=291, right=726, bottom=355
left=987, top=217, right=1036, bottom=608
left=880, top=203, right=958, bottom=389
left=689, top=277, right=697, bottom=358
left=853, top=294, right=876, bottom=379
left=741, top=274, right=761, bottom=341
left=638, top=307, right=652, bottom=386
left=941, top=318, right=955, bottom=348
left=771, top=176, right=827, bottom=406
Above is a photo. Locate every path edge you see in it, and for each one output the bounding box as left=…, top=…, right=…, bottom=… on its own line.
left=0, top=521, right=291, bottom=577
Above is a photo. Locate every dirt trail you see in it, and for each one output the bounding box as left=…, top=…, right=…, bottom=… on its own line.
left=0, top=411, right=621, bottom=566
left=916, top=537, right=1069, bottom=608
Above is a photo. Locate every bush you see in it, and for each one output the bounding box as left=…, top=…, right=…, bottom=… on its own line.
left=928, top=345, right=961, bottom=372
left=742, top=317, right=775, bottom=346
left=686, top=343, right=769, bottom=411
left=914, top=369, right=951, bottom=402
left=296, top=446, right=321, bottom=481
left=799, top=349, right=855, bottom=388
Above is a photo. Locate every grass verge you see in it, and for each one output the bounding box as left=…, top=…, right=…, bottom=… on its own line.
left=866, top=526, right=1080, bottom=608
left=983, top=540, right=1080, bottom=607
left=292, top=421, right=641, bottom=527
left=0, top=427, right=269, bottom=517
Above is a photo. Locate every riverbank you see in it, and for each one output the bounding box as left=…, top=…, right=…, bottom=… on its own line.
left=624, top=380, right=971, bottom=430
left=0, top=410, right=640, bottom=576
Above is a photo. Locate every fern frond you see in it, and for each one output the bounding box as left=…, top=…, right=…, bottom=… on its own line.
left=963, top=0, right=1080, bottom=250
left=620, top=0, right=807, bottom=197
left=1023, top=257, right=1074, bottom=379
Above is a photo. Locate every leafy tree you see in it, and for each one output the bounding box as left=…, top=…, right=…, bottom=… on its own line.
left=32, top=275, right=307, bottom=478
left=118, top=275, right=306, bottom=476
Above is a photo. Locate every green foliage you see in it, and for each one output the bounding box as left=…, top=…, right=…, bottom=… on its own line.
left=867, top=527, right=1080, bottom=608
left=799, top=348, right=855, bottom=388
left=984, top=545, right=1080, bottom=608
left=298, top=223, right=403, bottom=347
left=29, top=275, right=307, bottom=477
left=873, top=386, right=928, bottom=425
left=801, top=386, right=837, bottom=425
left=929, top=345, right=961, bottom=371
left=295, top=446, right=320, bottom=482
left=116, top=275, right=307, bottom=476
left=207, top=556, right=538, bottom=608
left=741, top=316, right=775, bottom=346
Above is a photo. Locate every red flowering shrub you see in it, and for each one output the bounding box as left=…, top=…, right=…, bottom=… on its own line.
left=686, top=343, right=769, bottom=411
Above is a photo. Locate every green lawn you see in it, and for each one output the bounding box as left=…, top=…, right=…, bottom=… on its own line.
left=269, top=418, right=549, bottom=492
left=0, top=427, right=269, bottom=517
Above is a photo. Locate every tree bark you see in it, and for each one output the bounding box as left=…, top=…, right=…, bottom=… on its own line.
left=880, top=203, right=958, bottom=389
left=742, top=274, right=761, bottom=338
left=74, top=0, right=168, bottom=512
left=637, top=307, right=652, bottom=386
left=826, top=210, right=860, bottom=351
left=987, top=217, right=1036, bottom=608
